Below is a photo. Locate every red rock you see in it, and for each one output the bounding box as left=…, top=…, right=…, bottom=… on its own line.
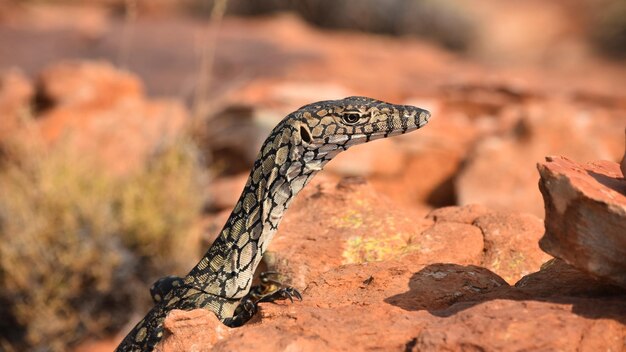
left=472, top=211, right=551, bottom=284
left=425, top=204, right=490, bottom=224
left=37, top=60, right=143, bottom=109
left=153, top=168, right=626, bottom=352
left=456, top=99, right=624, bottom=217
left=515, top=258, right=625, bottom=298
left=302, top=259, right=419, bottom=310
left=409, top=299, right=626, bottom=352
left=426, top=205, right=550, bottom=284
left=267, top=177, right=433, bottom=290
left=178, top=262, right=514, bottom=352
left=28, top=61, right=188, bottom=175
left=383, top=263, right=509, bottom=311
left=404, top=222, right=484, bottom=265
left=301, top=262, right=505, bottom=313
left=154, top=180, right=626, bottom=352
left=36, top=97, right=188, bottom=175
left=157, top=309, right=230, bottom=352
left=538, top=155, right=626, bottom=288
left=211, top=304, right=417, bottom=352
left=368, top=142, right=463, bottom=208
left=272, top=183, right=548, bottom=289
left=158, top=258, right=626, bottom=352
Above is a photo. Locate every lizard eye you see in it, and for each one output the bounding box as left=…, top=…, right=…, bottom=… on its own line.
left=342, top=113, right=361, bottom=125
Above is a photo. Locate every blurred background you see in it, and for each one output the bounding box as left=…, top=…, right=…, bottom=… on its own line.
left=0, top=0, right=624, bottom=350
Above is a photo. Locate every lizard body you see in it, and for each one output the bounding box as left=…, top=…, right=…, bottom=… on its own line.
left=116, top=96, right=430, bottom=351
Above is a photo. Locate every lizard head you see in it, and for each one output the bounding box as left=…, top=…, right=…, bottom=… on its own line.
left=254, top=96, right=431, bottom=180
left=293, top=96, right=430, bottom=157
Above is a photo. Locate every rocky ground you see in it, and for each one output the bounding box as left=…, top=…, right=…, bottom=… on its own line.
left=154, top=161, right=626, bottom=351
left=0, top=1, right=625, bottom=351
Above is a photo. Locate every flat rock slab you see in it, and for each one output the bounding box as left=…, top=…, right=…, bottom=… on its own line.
left=153, top=175, right=626, bottom=351
left=538, top=155, right=626, bottom=288
left=156, top=259, right=626, bottom=352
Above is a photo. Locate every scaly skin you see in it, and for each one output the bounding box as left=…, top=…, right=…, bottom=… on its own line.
left=115, top=96, right=431, bottom=351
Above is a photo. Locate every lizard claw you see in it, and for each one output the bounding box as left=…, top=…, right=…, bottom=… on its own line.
left=292, top=288, right=303, bottom=301
left=225, top=297, right=258, bottom=328
left=226, top=272, right=302, bottom=327
left=223, top=275, right=302, bottom=328
left=256, top=283, right=302, bottom=304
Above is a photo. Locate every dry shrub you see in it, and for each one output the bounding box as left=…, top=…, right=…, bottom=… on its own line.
left=0, top=136, right=205, bottom=351
left=118, top=139, right=206, bottom=269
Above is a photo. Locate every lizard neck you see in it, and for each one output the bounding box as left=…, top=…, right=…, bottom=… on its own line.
left=185, top=122, right=327, bottom=299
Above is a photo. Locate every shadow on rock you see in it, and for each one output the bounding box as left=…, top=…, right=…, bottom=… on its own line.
left=385, top=260, right=626, bottom=324
left=587, top=170, right=626, bottom=195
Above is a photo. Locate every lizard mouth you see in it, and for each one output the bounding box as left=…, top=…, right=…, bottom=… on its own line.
left=405, top=108, right=431, bottom=130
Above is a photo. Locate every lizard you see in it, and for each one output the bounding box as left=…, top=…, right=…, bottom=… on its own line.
left=115, top=96, right=431, bottom=351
